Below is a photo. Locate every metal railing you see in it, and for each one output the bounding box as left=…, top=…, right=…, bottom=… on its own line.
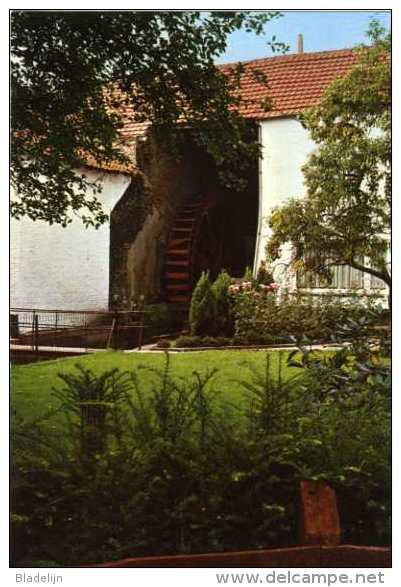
left=10, top=307, right=147, bottom=353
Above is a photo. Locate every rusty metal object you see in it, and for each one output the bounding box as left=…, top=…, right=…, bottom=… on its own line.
left=299, top=480, right=341, bottom=546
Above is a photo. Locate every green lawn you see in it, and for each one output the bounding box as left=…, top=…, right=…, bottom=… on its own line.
left=11, top=349, right=299, bottom=423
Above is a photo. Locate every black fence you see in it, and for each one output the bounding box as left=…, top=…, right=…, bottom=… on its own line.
left=10, top=308, right=147, bottom=352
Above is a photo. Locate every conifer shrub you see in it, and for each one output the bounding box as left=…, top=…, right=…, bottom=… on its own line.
left=212, top=269, right=234, bottom=337
left=189, top=271, right=216, bottom=336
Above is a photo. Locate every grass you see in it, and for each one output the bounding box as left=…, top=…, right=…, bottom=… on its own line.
left=11, top=349, right=300, bottom=424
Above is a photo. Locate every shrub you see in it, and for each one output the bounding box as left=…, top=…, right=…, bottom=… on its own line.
left=200, top=336, right=231, bottom=347
left=144, top=303, right=177, bottom=340
left=156, top=339, right=171, bottom=349
left=52, top=365, right=131, bottom=460
left=287, top=335, right=391, bottom=545
left=232, top=289, right=378, bottom=344
left=256, top=261, right=274, bottom=286
left=232, top=333, right=280, bottom=346
left=211, top=336, right=233, bottom=347
left=174, top=336, right=233, bottom=348
left=242, top=265, right=257, bottom=288
left=212, top=270, right=234, bottom=337
left=174, top=335, right=203, bottom=347
left=189, top=271, right=216, bottom=336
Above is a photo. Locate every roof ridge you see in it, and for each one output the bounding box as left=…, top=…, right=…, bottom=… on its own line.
left=219, top=47, right=356, bottom=69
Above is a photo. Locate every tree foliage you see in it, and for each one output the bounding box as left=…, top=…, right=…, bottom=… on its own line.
left=11, top=10, right=283, bottom=226
left=266, top=23, right=391, bottom=290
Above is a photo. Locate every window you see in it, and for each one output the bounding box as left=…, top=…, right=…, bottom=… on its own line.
left=297, top=254, right=364, bottom=289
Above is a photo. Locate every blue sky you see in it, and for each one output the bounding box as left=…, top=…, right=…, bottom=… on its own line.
left=217, top=10, right=391, bottom=63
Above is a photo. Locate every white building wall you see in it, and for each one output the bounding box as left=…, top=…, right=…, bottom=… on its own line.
left=254, top=117, right=315, bottom=288
left=11, top=169, right=131, bottom=311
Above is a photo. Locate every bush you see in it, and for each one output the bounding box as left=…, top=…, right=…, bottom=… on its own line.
left=174, top=335, right=203, bottom=348
left=287, top=335, right=391, bottom=545
left=174, top=336, right=233, bottom=348
left=212, top=270, right=234, bottom=337
left=156, top=339, right=171, bottom=349
left=256, top=261, right=274, bottom=286
left=232, top=289, right=380, bottom=344
left=232, top=333, right=280, bottom=346
left=145, top=303, right=177, bottom=340
left=200, top=336, right=232, bottom=347
left=189, top=272, right=216, bottom=336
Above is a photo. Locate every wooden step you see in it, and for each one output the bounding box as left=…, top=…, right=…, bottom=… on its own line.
left=166, top=284, right=192, bottom=291
left=166, top=272, right=190, bottom=280
left=182, top=202, right=203, bottom=208
left=165, top=194, right=207, bottom=305
left=167, top=295, right=191, bottom=303
left=168, top=238, right=191, bottom=248
left=167, top=249, right=190, bottom=256
left=166, top=260, right=190, bottom=267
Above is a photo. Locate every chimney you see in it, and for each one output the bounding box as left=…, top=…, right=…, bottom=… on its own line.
left=297, top=34, right=304, bottom=54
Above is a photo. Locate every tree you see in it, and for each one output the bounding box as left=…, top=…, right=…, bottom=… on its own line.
left=266, top=23, right=391, bottom=294
left=11, top=10, right=284, bottom=227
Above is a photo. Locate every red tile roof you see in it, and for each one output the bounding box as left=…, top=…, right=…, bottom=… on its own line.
left=83, top=152, right=138, bottom=176
left=119, top=120, right=151, bottom=141
left=118, top=48, right=357, bottom=140
left=220, top=48, right=357, bottom=120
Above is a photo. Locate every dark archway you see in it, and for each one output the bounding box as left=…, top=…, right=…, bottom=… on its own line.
left=164, top=171, right=258, bottom=303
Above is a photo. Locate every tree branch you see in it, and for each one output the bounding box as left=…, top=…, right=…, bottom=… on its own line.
left=349, top=258, right=391, bottom=287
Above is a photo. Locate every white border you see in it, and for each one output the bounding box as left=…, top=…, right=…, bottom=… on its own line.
left=3, top=4, right=398, bottom=586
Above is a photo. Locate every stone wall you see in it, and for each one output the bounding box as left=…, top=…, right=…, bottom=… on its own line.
left=109, top=135, right=224, bottom=306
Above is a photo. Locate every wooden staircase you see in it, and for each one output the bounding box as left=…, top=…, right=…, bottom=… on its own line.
left=165, top=194, right=207, bottom=304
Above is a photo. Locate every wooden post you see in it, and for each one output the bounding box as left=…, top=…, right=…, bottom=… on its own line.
left=113, top=312, right=120, bottom=349
left=137, top=310, right=144, bottom=350
left=54, top=311, right=58, bottom=348
left=299, top=480, right=341, bottom=547
left=10, top=314, right=19, bottom=338
left=33, top=314, right=39, bottom=357
left=137, top=295, right=145, bottom=350
left=107, top=318, right=116, bottom=349
left=31, top=311, right=36, bottom=351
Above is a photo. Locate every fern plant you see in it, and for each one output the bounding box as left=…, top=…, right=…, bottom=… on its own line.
left=234, top=352, right=305, bottom=441
left=52, top=365, right=131, bottom=458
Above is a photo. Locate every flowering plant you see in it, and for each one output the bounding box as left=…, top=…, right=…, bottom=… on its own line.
left=228, top=281, right=280, bottom=296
